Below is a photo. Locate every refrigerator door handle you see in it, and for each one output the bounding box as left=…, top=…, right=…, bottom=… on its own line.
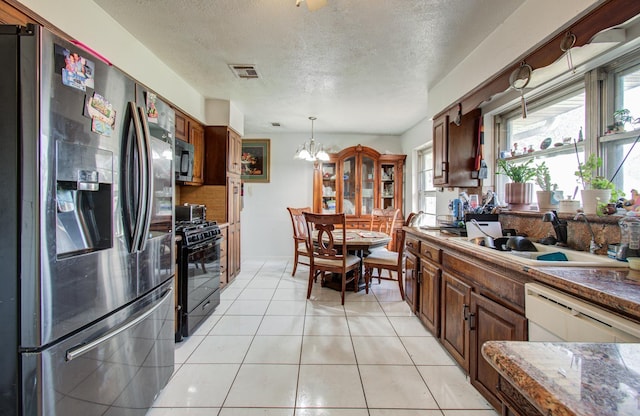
left=137, top=106, right=154, bottom=252
left=125, top=101, right=147, bottom=253
left=65, top=286, right=173, bottom=361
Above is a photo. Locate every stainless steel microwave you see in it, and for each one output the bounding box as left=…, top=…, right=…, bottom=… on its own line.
left=174, top=139, right=194, bottom=182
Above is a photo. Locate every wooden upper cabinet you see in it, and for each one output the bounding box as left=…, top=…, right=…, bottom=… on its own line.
left=433, top=114, right=449, bottom=186
left=174, top=111, right=188, bottom=142
left=188, top=122, right=204, bottom=184
left=433, top=109, right=481, bottom=188
left=203, top=126, right=242, bottom=185
left=174, top=109, right=205, bottom=185
left=228, top=129, right=242, bottom=176
left=0, top=2, right=36, bottom=25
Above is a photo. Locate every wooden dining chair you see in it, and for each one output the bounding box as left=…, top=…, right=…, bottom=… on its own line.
left=363, top=221, right=406, bottom=299
left=303, top=212, right=361, bottom=305
left=369, top=208, right=400, bottom=250
left=287, top=207, right=312, bottom=276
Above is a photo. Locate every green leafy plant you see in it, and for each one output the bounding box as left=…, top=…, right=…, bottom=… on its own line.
left=608, top=109, right=635, bottom=133
left=497, top=158, right=537, bottom=183
left=574, top=154, right=624, bottom=202
left=534, top=162, right=558, bottom=191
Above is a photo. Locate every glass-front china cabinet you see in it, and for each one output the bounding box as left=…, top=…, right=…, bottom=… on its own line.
left=313, top=144, right=406, bottom=229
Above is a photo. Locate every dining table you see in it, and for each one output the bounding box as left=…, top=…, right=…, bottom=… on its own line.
left=312, top=229, right=391, bottom=292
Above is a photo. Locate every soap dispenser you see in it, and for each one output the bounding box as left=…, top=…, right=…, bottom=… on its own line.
left=616, top=211, right=640, bottom=261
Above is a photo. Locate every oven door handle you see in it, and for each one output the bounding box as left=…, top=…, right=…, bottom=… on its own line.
left=188, top=240, right=219, bottom=252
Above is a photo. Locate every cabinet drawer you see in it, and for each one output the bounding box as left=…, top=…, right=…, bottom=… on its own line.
left=443, top=253, right=524, bottom=313
left=405, top=235, right=420, bottom=254
left=420, top=240, right=441, bottom=264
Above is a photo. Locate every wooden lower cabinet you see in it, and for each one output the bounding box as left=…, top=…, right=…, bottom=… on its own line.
left=496, top=377, right=543, bottom=416
left=404, top=229, right=529, bottom=414
left=219, top=225, right=228, bottom=286
left=404, top=250, right=418, bottom=313
left=418, top=260, right=440, bottom=336
left=470, top=292, right=527, bottom=411
left=440, top=271, right=472, bottom=372
left=228, top=222, right=241, bottom=281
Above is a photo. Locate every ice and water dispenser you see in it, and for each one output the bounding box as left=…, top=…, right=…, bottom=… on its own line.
left=55, top=141, right=113, bottom=257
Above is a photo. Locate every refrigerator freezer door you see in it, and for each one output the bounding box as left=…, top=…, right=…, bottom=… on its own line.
left=21, top=280, right=174, bottom=416
left=136, top=87, right=175, bottom=296
left=22, top=28, right=140, bottom=348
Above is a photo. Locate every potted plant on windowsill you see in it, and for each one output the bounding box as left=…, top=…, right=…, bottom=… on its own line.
left=535, top=161, right=562, bottom=211
left=575, top=154, right=624, bottom=215
left=497, top=158, right=537, bottom=208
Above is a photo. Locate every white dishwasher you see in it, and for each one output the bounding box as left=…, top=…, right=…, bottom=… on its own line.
left=525, top=282, right=640, bottom=342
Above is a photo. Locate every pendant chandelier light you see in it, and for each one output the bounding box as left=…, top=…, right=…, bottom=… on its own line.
left=294, top=116, right=329, bottom=162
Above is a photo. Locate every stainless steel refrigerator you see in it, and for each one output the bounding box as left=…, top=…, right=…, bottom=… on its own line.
left=0, top=24, right=175, bottom=415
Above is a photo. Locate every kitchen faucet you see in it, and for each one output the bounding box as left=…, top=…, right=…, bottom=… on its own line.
left=573, top=212, right=602, bottom=254
left=542, top=210, right=568, bottom=246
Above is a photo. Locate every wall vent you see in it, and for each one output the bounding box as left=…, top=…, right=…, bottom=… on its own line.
left=228, top=64, right=260, bottom=79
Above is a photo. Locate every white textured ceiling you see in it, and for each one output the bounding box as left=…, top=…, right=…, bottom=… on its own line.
left=93, top=0, right=524, bottom=134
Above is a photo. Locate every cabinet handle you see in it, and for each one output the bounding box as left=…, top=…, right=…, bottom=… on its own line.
left=417, top=270, right=422, bottom=284
left=469, top=312, right=476, bottom=330
left=463, top=303, right=469, bottom=321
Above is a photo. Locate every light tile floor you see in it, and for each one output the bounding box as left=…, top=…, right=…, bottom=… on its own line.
left=149, top=258, right=498, bottom=416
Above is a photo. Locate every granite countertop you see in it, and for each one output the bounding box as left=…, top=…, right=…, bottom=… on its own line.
left=482, top=340, right=640, bottom=416
left=404, top=226, right=640, bottom=321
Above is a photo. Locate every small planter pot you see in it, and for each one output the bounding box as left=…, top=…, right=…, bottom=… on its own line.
left=505, top=182, right=533, bottom=209
left=558, top=199, right=580, bottom=214
left=536, top=190, right=563, bottom=211
left=581, top=189, right=611, bottom=215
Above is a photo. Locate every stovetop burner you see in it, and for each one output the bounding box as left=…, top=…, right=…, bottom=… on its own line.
left=176, top=221, right=221, bottom=247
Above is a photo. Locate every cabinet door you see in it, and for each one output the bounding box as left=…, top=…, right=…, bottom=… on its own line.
left=447, top=109, right=481, bottom=187
left=440, top=271, right=471, bottom=372
left=342, top=155, right=357, bottom=216
left=418, top=260, right=440, bottom=336
left=433, top=114, right=448, bottom=186
left=188, top=122, right=204, bottom=184
left=360, top=154, right=375, bottom=216
left=232, top=222, right=241, bottom=277
left=404, top=251, right=418, bottom=312
left=174, top=111, right=187, bottom=143
left=227, top=175, right=241, bottom=225
left=470, top=292, right=527, bottom=411
left=219, top=227, right=228, bottom=286
left=227, top=223, right=241, bottom=281
left=229, top=130, right=242, bottom=175
left=319, top=162, right=337, bottom=214
left=380, top=162, right=395, bottom=209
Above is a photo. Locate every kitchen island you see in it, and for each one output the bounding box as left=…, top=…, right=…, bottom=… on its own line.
left=482, top=340, right=640, bottom=416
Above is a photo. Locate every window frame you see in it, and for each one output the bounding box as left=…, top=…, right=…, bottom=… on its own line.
left=495, top=82, right=587, bottom=205
left=417, top=145, right=437, bottom=226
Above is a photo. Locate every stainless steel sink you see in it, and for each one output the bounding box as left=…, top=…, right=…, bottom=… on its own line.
left=447, top=238, right=629, bottom=268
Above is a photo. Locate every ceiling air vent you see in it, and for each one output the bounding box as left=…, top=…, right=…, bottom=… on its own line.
left=271, top=122, right=281, bottom=127
left=228, top=64, right=260, bottom=79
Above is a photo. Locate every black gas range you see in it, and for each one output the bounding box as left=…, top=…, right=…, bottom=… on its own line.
left=175, top=220, right=222, bottom=341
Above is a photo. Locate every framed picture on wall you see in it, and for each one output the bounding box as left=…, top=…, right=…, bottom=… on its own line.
left=241, top=139, right=270, bottom=183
